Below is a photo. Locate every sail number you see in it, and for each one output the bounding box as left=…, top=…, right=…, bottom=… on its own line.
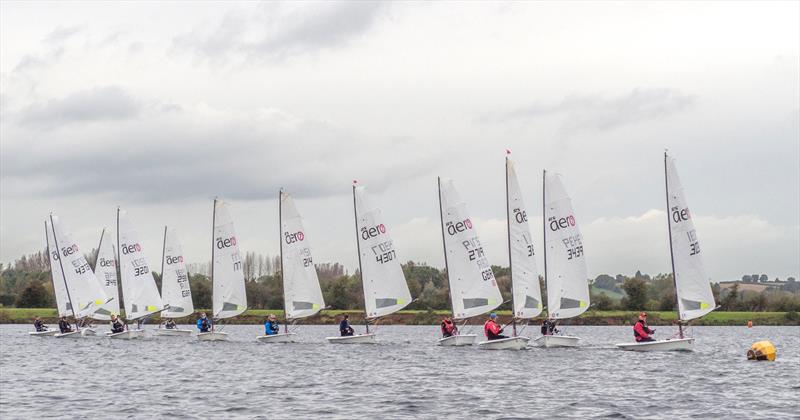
left=562, top=234, right=584, bottom=260
left=370, top=240, right=396, bottom=264
left=72, top=260, right=92, bottom=275
left=687, top=230, right=701, bottom=256
left=131, top=258, right=149, bottom=276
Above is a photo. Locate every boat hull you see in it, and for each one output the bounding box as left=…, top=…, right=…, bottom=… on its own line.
left=437, top=334, right=477, bottom=346
left=326, top=334, right=376, bottom=344
left=615, top=337, right=694, bottom=352
left=29, top=330, right=58, bottom=337
left=257, top=333, right=297, bottom=343
left=80, top=328, right=97, bottom=337
left=154, top=328, right=193, bottom=336
left=197, top=331, right=229, bottom=341
left=534, top=335, right=581, bottom=348
left=478, top=336, right=530, bottom=350
left=54, top=331, right=81, bottom=339
left=106, top=329, right=144, bottom=340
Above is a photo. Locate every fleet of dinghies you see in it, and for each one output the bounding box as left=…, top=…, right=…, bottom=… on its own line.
left=34, top=152, right=717, bottom=351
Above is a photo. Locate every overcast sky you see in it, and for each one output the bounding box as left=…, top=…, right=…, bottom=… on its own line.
left=1, top=1, right=798, bottom=280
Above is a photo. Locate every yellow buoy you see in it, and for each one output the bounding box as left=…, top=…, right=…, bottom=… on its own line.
left=747, top=340, right=777, bottom=361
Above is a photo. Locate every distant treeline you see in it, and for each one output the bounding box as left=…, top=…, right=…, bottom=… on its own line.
left=2, top=251, right=799, bottom=313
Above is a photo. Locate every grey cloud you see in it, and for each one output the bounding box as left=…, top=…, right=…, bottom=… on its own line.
left=43, top=25, right=83, bottom=44
left=17, top=86, right=141, bottom=129
left=173, top=2, right=387, bottom=62
left=488, top=88, right=696, bottom=131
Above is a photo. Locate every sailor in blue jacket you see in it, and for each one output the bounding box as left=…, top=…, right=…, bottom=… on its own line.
left=265, top=314, right=280, bottom=335
left=197, top=312, right=212, bottom=332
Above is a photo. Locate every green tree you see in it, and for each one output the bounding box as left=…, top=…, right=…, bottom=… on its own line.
left=721, top=283, right=740, bottom=311
left=15, top=281, right=51, bottom=307
left=620, top=277, right=648, bottom=310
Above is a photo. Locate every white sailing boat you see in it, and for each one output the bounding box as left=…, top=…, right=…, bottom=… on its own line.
left=48, top=215, right=110, bottom=338
left=199, top=199, right=247, bottom=341
left=437, top=177, right=503, bottom=346
left=479, top=156, right=541, bottom=350
left=31, top=220, right=71, bottom=337
left=616, top=153, right=716, bottom=351
left=113, top=208, right=166, bottom=339
left=156, top=226, right=195, bottom=336
left=326, top=183, right=413, bottom=344
left=90, top=228, right=121, bottom=324
left=534, top=171, right=590, bottom=348
left=261, top=190, right=325, bottom=343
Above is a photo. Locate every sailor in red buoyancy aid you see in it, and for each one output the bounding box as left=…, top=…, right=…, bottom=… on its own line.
left=441, top=316, right=458, bottom=338
left=634, top=312, right=656, bottom=342
left=484, top=313, right=507, bottom=340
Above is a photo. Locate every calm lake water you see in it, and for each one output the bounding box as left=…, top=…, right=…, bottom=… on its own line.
left=1, top=324, right=798, bottom=419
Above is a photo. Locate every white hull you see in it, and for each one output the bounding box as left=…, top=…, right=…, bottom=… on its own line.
left=29, top=330, right=58, bottom=337
left=257, top=333, right=297, bottom=343
left=615, top=337, right=694, bottom=352
left=154, top=328, right=193, bottom=336
left=478, top=336, right=530, bottom=350
left=106, top=329, right=144, bottom=340
left=198, top=331, right=229, bottom=341
left=534, top=334, right=581, bottom=348
left=80, top=328, right=97, bottom=336
left=437, top=334, right=477, bottom=346
left=54, top=331, right=81, bottom=339
left=326, top=334, right=376, bottom=344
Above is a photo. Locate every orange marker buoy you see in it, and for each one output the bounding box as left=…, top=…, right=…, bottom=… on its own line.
left=747, top=320, right=753, bottom=328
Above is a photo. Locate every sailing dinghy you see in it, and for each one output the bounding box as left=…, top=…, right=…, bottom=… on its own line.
left=479, top=156, right=541, bottom=350
left=199, top=199, right=247, bottom=341
left=90, top=228, right=122, bottom=333
left=534, top=171, right=590, bottom=348
left=437, top=178, right=503, bottom=346
left=32, top=220, right=74, bottom=337
left=326, top=183, right=413, bottom=344
left=261, top=191, right=326, bottom=343
left=156, top=227, right=195, bottom=336
left=48, top=215, right=110, bottom=338
left=112, top=208, right=166, bottom=339
left=616, top=153, right=716, bottom=351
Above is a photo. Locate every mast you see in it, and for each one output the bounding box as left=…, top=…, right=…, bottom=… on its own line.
left=49, top=214, right=79, bottom=330
left=506, top=156, right=517, bottom=337
left=352, top=183, right=369, bottom=334
left=211, top=198, right=216, bottom=331
left=160, top=225, right=168, bottom=319
left=437, top=177, right=455, bottom=319
left=92, top=228, right=105, bottom=272
left=664, top=152, right=683, bottom=338
left=116, top=207, right=125, bottom=327
left=542, top=170, right=548, bottom=321
left=279, top=189, right=288, bottom=334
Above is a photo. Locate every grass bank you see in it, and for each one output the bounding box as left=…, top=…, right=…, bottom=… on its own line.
left=1, top=308, right=797, bottom=326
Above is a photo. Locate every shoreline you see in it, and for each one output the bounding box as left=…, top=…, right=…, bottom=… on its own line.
left=1, top=308, right=797, bottom=326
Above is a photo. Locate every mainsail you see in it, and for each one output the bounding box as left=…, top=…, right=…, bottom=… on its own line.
left=117, top=208, right=165, bottom=320
left=92, top=229, right=121, bottom=320
left=212, top=199, right=247, bottom=320
left=438, top=178, right=502, bottom=319
left=506, top=158, right=542, bottom=319
left=665, top=154, right=716, bottom=321
left=354, top=185, right=412, bottom=319
left=160, top=227, right=194, bottom=319
left=45, top=220, right=70, bottom=317
left=279, top=191, right=325, bottom=320
left=543, top=171, right=590, bottom=319
left=49, top=215, right=108, bottom=319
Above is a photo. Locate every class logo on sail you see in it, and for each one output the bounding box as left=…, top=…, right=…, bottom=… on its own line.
left=548, top=215, right=576, bottom=231
left=446, top=218, right=473, bottom=236
left=361, top=223, right=386, bottom=240
left=165, top=255, right=184, bottom=265
left=60, top=244, right=80, bottom=257
left=98, top=257, right=116, bottom=267
left=216, top=236, right=237, bottom=248
left=513, top=208, right=527, bottom=224
left=121, top=242, right=142, bottom=254
left=671, top=206, right=691, bottom=223
left=284, top=231, right=304, bottom=244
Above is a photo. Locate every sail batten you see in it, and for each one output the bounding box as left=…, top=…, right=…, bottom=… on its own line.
left=117, top=209, right=164, bottom=321
left=439, top=178, right=502, bottom=320
left=160, top=227, right=194, bottom=319
left=212, top=200, right=247, bottom=320
left=354, top=186, right=412, bottom=319
left=665, top=155, right=716, bottom=321
left=543, top=172, right=590, bottom=320
left=506, top=158, right=543, bottom=319
left=280, top=192, right=325, bottom=320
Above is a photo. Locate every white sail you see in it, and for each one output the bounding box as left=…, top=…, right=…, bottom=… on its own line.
left=45, top=220, right=71, bottom=317
left=212, top=200, right=247, bottom=320
left=117, top=209, right=165, bottom=320
left=439, top=178, right=502, bottom=319
left=92, top=230, right=121, bottom=320
left=280, top=192, right=325, bottom=320
left=543, top=172, right=590, bottom=319
left=507, top=159, right=543, bottom=319
left=666, top=155, right=716, bottom=321
left=50, top=215, right=108, bottom=319
left=160, top=227, right=195, bottom=318
left=355, top=185, right=412, bottom=319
